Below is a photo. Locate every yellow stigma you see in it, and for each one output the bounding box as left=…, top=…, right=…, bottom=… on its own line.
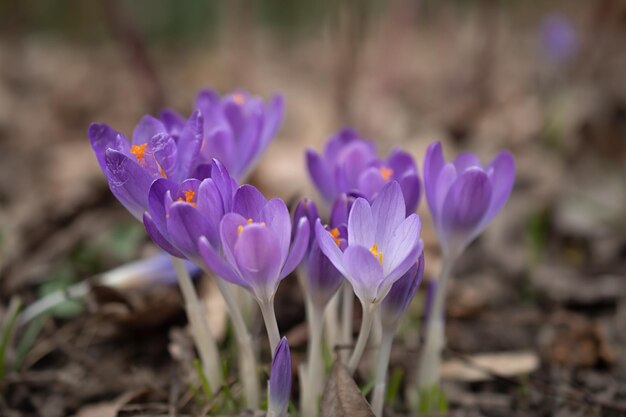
left=233, top=93, right=245, bottom=105
left=330, top=228, right=341, bottom=247
left=380, top=166, right=394, bottom=181
left=130, top=143, right=148, bottom=163
left=238, top=219, right=264, bottom=236
left=247, top=218, right=253, bottom=224
left=369, top=243, right=383, bottom=264
left=237, top=225, right=244, bottom=235
left=177, top=189, right=196, bottom=207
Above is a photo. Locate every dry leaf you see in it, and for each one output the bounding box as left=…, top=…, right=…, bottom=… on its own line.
left=320, top=360, right=375, bottom=417
left=441, top=351, right=539, bottom=382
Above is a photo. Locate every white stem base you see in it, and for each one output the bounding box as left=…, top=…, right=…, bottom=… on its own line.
left=371, top=330, right=394, bottom=417
left=341, top=282, right=354, bottom=362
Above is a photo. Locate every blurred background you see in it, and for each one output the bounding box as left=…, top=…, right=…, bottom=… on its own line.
left=0, top=1, right=625, bottom=416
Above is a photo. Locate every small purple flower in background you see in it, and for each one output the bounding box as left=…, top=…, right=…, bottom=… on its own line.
left=540, top=13, right=578, bottom=64
left=380, top=252, right=424, bottom=329
left=268, top=337, right=292, bottom=417
left=89, top=111, right=203, bottom=220
left=316, top=181, right=422, bottom=305
left=423, top=141, right=515, bottom=259
left=294, top=198, right=346, bottom=309
left=306, top=128, right=421, bottom=215
left=143, top=159, right=237, bottom=259
left=166, top=88, right=284, bottom=179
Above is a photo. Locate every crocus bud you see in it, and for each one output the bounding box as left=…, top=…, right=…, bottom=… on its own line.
left=423, top=141, right=515, bottom=259
left=269, top=337, right=292, bottom=417
left=380, top=251, right=425, bottom=329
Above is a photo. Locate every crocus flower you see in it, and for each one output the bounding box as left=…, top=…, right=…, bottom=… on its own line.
left=423, top=141, right=515, bottom=259
left=540, top=14, right=578, bottom=64
left=89, top=111, right=204, bottom=220
left=268, top=337, right=292, bottom=417
left=380, top=252, right=424, bottom=329
left=165, top=88, right=284, bottom=179
left=143, top=159, right=236, bottom=259
left=293, top=198, right=346, bottom=309
left=316, top=181, right=423, bottom=305
left=198, top=184, right=310, bottom=303
left=306, top=128, right=421, bottom=215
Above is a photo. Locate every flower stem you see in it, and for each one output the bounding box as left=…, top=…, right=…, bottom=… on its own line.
left=347, top=302, right=376, bottom=374
left=371, top=330, right=395, bottom=417
left=325, top=291, right=340, bottom=353
left=302, top=302, right=325, bottom=417
left=202, top=266, right=260, bottom=408
left=171, top=257, right=222, bottom=391
left=341, top=282, right=354, bottom=362
left=259, top=296, right=281, bottom=356
left=416, top=256, right=455, bottom=395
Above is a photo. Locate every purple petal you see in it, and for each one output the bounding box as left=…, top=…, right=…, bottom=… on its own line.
left=380, top=251, right=424, bottom=328
left=323, top=128, right=368, bottom=163
left=293, top=198, right=319, bottom=245
left=197, top=179, right=226, bottom=245
left=347, top=198, right=375, bottom=249
left=305, top=239, right=343, bottom=307
left=371, top=181, right=406, bottom=250
left=147, top=178, right=179, bottom=235
left=397, top=173, right=421, bottom=215
left=166, top=202, right=213, bottom=258
left=104, top=149, right=154, bottom=220
left=175, top=110, right=203, bottom=182
left=159, top=109, right=185, bottom=134
left=453, top=152, right=481, bottom=174
left=342, top=245, right=384, bottom=304
left=306, top=149, right=336, bottom=202
left=132, top=115, right=165, bottom=145
left=423, top=141, right=445, bottom=218
left=198, top=236, right=250, bottom=289
left=382, top=239, right=423, bottom=298
left=233, top=185, right=268, bottom=220
left=482, top=150, right=515, bottom=228
left=88, top=123, right=129, bottom=171
left=433, top=163, right=458, bottom=224
left=220, top=213, right=249, bottom=267
left=387, top=149, right=418, bottom=176
left=336, top=140, right=377, bottom=190
left=143, top=212, right=185, bottom=258
left=330, top=193, right=352, bottom=228
left=234, top=223, right=283, bottom=300
left=150, top=133, right=178, bottom=179
left=440, top=168, right=493, bottom=252
left=280, top=217, right=310, bottom=279
left=209, top=158, right=236, bottom=213
left=315, top=220, right=347, bottom=277
left=259, top=199, right=292, bottom=265
left=356, top=167, right=388, bottom=201
left=269, top=337, right=292, bottom=416
left=202, top=128, right=235, bottom=175
left=260, top=94, right=285, bottom=148
left=381, top=214, right=422, bottom=278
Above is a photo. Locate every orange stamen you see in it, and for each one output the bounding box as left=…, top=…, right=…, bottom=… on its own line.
left=130, top=143, right=148, bottom=163
left=369, top=243, right=383, bottom=264
left=330, top=228, right=341, bottom=247
left=237, top=225, right=244, bottom=235
left=380, top=166, right=394, bottom=181
left=233, top=93, right=245, bottom=105
left=177, top=189, right=196, bottom=207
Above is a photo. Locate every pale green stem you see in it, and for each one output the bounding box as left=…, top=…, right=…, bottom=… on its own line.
left=416, top=255, right=455, bottom=392
left=371, top=330, right=395, bottom=417
left=341, top=282, right=354, bottom=362
left=302, top=302, right=325, bottom=417
left=171, top=257, right=222, bottom=391
left=201, top=266, right=260, bottom=408
left=259, top=296, right=281, bottom=356
left=347, top=302, right=376, bottom=374
left=324, top=291, right=340, bottom=353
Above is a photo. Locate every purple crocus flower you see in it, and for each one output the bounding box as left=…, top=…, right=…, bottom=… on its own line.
left=316, top=181, right=423, bottom=305
left=540, top=14, right=578, bottom=64
left=89, top=111, right=204, bottom=220
left=423, top=141, right=515, bottom=259
left=165, top=88, right=284, bottom=179
left=143, top=159, right=237, bottom=259
left=198, top=184, right=310, bottom=302
left=294, top=198, right=346, bottom=308
left=306, top=128, right=421, bottom=215
left=268, top=337, right=292, bottom=417
left=380, top=252, right=424, bottom=329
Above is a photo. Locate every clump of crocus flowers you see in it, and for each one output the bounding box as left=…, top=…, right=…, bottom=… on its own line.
left=89, top=87, right=514, bottom=416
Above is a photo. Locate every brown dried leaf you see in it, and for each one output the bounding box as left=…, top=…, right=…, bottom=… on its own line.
left=320, top=360, right=375, bottom=417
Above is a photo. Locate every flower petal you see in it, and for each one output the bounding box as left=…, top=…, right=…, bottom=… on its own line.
left=220, top=213, right=249, bottom=267
left=104, top=149, right=154, bottom=220
left=397, top=173, right=421, bottom=215
left=347, top=197, right=375, bottom=248
left=159, top=109, right=185, bottom=134
left=143, top=212, right=185, bottom=258
left=453, top=152, right=481, bottom=173
left=315, top=219, right=347, bottom=277
left=166, top=202, right=213, bottom=258
left=306, top=149, right=336, bottom=202
left=387, top=149, right=418, bottom=176
left=371, top=181, right=406, bottom=250
left=198, top=236, right=250, bottom=289
left=260, top=94, right=284, bottom=148
left=260, top=199, right=292, bottom=265
left=175, top=110, right=203, bottom=182
left=356, top=166, right=388, bottom=201
left=482, top=150, right=515, bottom=228
left=280, top=217, right=310, bottom=279
left=233, top=185, right=268, bottom=220
left=132, top=115, right=165, bottom=145
left=382, top=214, right=422, bottom=277
left=423, top=141, right=445, bottom=218
left=342, top=245, right=384, bottom=304
left=234, top=223, right=283, bottom=300
left=147, top=178, right=179, bottom=236
left=88, top=123, right=129, bottom=171
left=306, top=239, right=343, bottom=307
left=380, top=251, right=424, bottom=328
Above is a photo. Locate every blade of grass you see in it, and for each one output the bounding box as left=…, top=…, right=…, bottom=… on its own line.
left=0, top=297, right=22, bottom=384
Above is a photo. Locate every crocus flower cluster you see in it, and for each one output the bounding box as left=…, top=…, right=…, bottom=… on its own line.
left=89, top=85, right=515, bottom=416
left=306, top=128, right=421, bottom=214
